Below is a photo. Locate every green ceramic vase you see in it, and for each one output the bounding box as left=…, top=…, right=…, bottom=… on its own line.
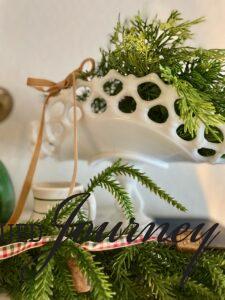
left=0, top=161, right=15, bottom=223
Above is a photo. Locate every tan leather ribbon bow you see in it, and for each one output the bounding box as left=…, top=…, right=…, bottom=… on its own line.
left=7, top=58, right=95, bottom=225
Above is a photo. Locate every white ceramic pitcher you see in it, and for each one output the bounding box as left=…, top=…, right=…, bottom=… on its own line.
left=31, top=181, right=96, bottom=221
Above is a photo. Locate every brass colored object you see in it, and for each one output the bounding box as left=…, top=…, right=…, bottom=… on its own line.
left=0, top=88, right=13, bottom=122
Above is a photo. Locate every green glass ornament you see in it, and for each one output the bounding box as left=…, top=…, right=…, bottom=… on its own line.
left=0, top=161, right=15, bottom=223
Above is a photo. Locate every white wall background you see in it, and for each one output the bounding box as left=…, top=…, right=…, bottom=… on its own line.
left=0, top=0, right=225, bottom=227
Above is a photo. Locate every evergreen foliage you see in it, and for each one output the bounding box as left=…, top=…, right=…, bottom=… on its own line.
left=2, top=243, right=225, bottom=299
left=1, top=10, right=225, bottom=300
left=0, top=160, right=224, bottom=299
left=2, top=11, right=225, bottom=298
left=22, top=247, right=55, bottom=300
left=95, top=11, right=225, bottom=140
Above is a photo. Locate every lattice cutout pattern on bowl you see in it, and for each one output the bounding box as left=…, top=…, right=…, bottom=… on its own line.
left=31, top=70, right=225, bottom=164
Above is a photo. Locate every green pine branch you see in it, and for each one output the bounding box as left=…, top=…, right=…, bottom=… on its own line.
left=22, top=248, right=54, bottom=300
left=161, top=65, right=225, bottom=139
left=87, top=174, right=134, bottom=220
left=2, top=239, right=225, bottom=299
left=111, top=246, right=140, bottom=300
left=170, top=274, right=216, bottom=300
left=100, top=159, right=186, bottom=212
left=53, top=257, right=79, bottom=300
left=95, top=11, right=225, bottom=138
left=136, top=247, right=175, bottom=299
left=38, top=159, right=184, bottom=237
left=61, top=240, right=114, bottom=300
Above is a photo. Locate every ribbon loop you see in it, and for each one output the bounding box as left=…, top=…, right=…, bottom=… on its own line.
left=27, top=58, right=95, bottom=96
left=7, top=58, right=95, bottom=225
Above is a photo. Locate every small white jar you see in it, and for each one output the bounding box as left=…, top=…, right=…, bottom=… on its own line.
left=31, top=181, right=96, bottom=221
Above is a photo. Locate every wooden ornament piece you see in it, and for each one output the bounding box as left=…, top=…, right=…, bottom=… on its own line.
left=67, top=259, right=91, bottom=293
left=176, top=230, right=202, bottom=253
